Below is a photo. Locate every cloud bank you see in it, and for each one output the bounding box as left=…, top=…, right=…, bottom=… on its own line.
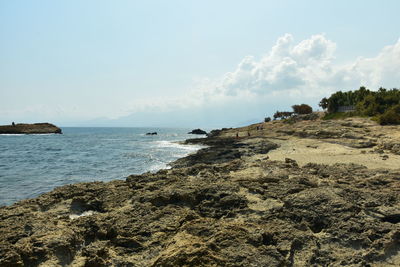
left=198, top=34, right=400, bottom=103
left=128, top=33, right=399, bottom=118
left=112, top=34, right=400, bottom=127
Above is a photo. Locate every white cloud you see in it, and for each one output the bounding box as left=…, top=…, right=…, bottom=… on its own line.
left=119, top=34, right=400, bottom=126
left=183, top=33, right=338, bottom=103
left=350, top=40, right=400, bottom=88
left=291, top=34, right=336, bottom=63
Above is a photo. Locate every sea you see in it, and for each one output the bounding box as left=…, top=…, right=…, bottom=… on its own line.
left=0, top=127, right=206, bottom=206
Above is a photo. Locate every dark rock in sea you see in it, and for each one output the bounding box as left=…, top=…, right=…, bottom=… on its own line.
left=172, top=137, right=278, bottom=168
left=188, top=128, right=207, bottom=135
left=0, top=123, right=62, bottom=134
left=146, top=132, right=157, bottom=135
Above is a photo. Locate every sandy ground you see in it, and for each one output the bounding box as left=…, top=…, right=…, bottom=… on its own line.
left=219, top=116, right=400, bottom=170
left=267, top=137, right=400, bottom=169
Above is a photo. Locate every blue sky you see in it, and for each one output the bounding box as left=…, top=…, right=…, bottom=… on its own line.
left=1, top=0, right=399, bottom=127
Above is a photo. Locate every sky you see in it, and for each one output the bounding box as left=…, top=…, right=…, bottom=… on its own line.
left=0, top=0, right=399, bottom=127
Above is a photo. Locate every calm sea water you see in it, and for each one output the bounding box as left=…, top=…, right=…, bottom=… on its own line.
left=0, top=127, right=205, bottom=206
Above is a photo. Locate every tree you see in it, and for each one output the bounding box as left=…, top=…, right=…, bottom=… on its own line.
left=292, top=104, right=313, bottom=114
left=378, top=104, right=400, bottom=125
left=356, top=94, right=379, bottom=116
left=273, top=111, right=293, bottom=120
left=379, top=110, right=400, bottom=125
left=321, top=87, right=400, bottom=124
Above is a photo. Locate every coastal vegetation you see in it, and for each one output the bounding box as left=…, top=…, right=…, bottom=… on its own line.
left=273, top=104, right=313, bottom=120
left=267, top=87, right=400, bottom=125
left=264, top=117, right=271, bottom=122
left=291, top=104, right=313, bottom=115
left=319, top=87, right=400, bottom=125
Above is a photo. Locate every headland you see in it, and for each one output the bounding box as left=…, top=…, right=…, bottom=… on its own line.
left=0, top=123, right=62, bottom=134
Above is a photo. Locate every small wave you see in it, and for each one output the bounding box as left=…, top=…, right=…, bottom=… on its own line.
left=45, top=148, right=62, bottom=152
left=153, top=140, right=205, bottom=151
left=162, top=133, right=179, bottom=137
left=140, top=133, right=181, bottom=137
left=148, top=162, right=171, bottom=172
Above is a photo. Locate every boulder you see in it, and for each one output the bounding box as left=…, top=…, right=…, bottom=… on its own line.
left=188, top=129, right=207, bottom=135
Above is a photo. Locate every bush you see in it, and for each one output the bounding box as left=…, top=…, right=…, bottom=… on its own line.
left=273, top=111, right=293, bottom=120
left=292, top=104, right=313, bottom=115
left=264, top=117, right=271, bottom=122
left=356, top=94, right=380, bottom=116
left=321, top=87, right=400, bottom=117
left=377, top=104, right=400, bottom=125
left=322, top=86, right=371, bottom=113
left=322, top=111, right=360, bottom=120
left=284, top=113, right=319, bottom=124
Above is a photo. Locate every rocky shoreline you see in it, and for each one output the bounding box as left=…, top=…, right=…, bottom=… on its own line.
left=0, top=123, right=62, bottom=134
left=1, top=117, right=400, bottom=266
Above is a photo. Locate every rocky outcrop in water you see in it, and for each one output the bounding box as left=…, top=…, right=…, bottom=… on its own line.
left=0, top=123, right=62, bottom=134
left=1, top=117, right=400, bottom=266
left=188, top=129, right=207, bottom=135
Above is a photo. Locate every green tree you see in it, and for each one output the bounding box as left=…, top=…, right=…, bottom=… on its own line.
left=378, top=104, right=400, bottom=125
left=292, top=104, right=313, bottom=114
left=356, top=94, right=379, bottom=116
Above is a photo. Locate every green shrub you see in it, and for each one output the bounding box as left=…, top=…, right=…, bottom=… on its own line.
left=320, top=87, right=400, bottom=121
left=292, top=104, right=313, bottom=114
left=377, top=104, right=400, bottom=125
left=356, top=94, right=380, bottom=116
left=273, top=111, right=293, bottom=120
left=322, top=111, right=360, bottom=120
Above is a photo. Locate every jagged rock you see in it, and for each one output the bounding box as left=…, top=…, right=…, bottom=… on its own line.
left=188, top=129, right=207, bottom=135
left=378, top=141, right=400, bottom=155
left=284, top=158, right=299, bottom=167
left=206, top=129, right=222, bottom=137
